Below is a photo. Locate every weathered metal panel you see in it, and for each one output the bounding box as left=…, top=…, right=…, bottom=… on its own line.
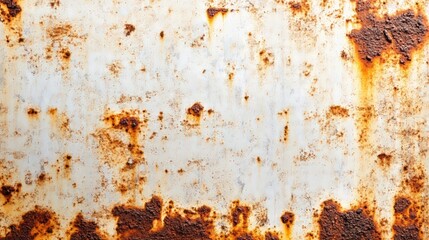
left=0, top=0, right=428, bottom=239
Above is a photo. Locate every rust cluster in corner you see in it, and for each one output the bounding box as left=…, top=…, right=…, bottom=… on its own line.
left=0, top=0, right=21, bottom=22
left=0, top=208, right=56, bottom=240
left=393, top=196, right=421, bottom=240
left=206, top=7, right=228, bottom=18
left=318, top=200, right=381, bottom=240
left=70, top=213, right=105, bottom=240
left=349, top=0, right=429, bottom=64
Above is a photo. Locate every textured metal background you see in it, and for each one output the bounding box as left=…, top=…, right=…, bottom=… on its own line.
left=0, top=0, right=429, bottom=239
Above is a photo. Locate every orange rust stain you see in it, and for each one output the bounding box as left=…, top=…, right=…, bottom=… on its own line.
left=288, top=0, right=310, bottom=16
left=47, top=108, right=71, bottom=138
left=328, top=106, right=349, bottom=118
left=70, top=213, right=106, bottom=240
left=244, top=95, right=249, bottom=101
left=281, top=212, right=295, bottom=239
left=206, top=7, right=228, bottom=19
left=0, top=208, right=57, bottom=239
left=124, top=24, right=135, bottom=36
left=160, top=31, right=164, bottom=39
left=207, top=109, right=214, bottom=115
left=318, top=200, right=381, bottom=240
left=393, top=196, right=421, bottom=240
left=349, top=1, right=429, bottom=65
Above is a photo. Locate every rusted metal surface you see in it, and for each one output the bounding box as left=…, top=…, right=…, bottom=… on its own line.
left=1, top=0, right=429, bottom=239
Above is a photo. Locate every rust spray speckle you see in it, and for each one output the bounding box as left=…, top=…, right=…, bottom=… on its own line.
left=349, top=1, right=429, bottom=65
left=70, top=213, right=105, bottom=240
left=0, top=208, right=57, bottom=239
left=318, top=200, right=381, bottom=240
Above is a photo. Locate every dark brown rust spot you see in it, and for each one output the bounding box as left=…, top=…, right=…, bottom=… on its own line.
left=394, top=197, right=411, bottom=214
left=70, top=213, right=105, bottom=240
left=27, top=108, right=40, bottom=115
left=187, top=102, right=204, bottom=117
left=124, top=24, right=135, bottom=36
left=160, top=31, right=164, bottom=39
left=206, top=7, right=228, bottom=18
left=0, top=0, right=21, bottom=22
left=349, top=1, right=429, bottom=64
left=0, top=208, right=56, bottom=239
left=281, top=212, right=295, bottom=227
left=1, top=185, right=16, bottom=203
left=112, top=196, right=214, bottom=240
left=318, top=200, right=381, bottom=240
left=377, top=153, right=392, bottom=168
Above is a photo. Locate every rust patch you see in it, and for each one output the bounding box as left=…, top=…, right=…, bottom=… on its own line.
left=112, top=197, right=281, bottom=239
left=259, top=50, right=274, bottom=66
left=377, top=153, right=392, bottom=168
left=0, top=0, right=21, bottom=22
left=393, top=196, right=421, bottom=240
left=187, top=102, right=204, bottom=117
left=283, top=125, right=289, bottom=143
left=112, top=196, right=214, bottom=239
left=47, top=108, right=71, bottom=138
left=70, top=213, right=105, bottom=240
left=50, top=0, right=60, bottom=8
left=349, top=1, right=429, bottom=64
left=288, top=0, right=310, bottom=15
left=124, top=24, right=135, bottom=36
left=394, top=197, right=411, bottom=214
left=206, top=7, right=228, bottom=18
left=328, top=106, right=349, bottom=118
left=0, top=208, right=57, bottom=239
left=160, top=31, right=164, bottom=39
left=94, top=109, right=148, bottom=175
left=281, top=211, right=295, bottom=239
left=1, top=184, right=19, bottom=203
left=27, top=108, right=40, bottom=119
left=108, top=62, right=122, bottom=78
left=281, top=212, right=295, bottom=227
left=318, top=200, right=381, bottom=240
